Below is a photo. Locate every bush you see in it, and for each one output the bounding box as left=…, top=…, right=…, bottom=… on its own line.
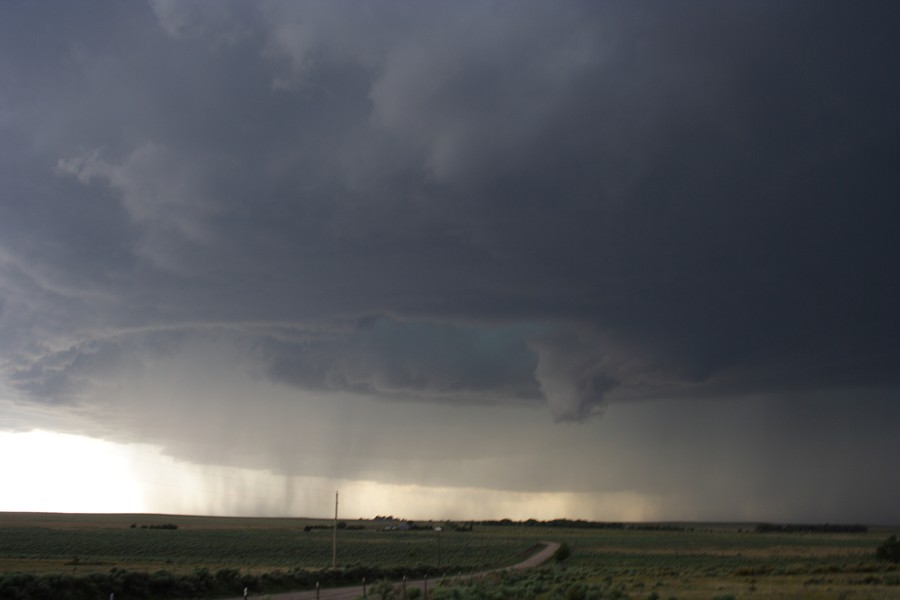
left=876, top=535, right=900, bottom=563
left=553, top=542, right=572, bottom=563
left=369, top=579, right=399, bottom=599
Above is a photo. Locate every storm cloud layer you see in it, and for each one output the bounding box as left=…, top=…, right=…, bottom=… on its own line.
left=1, top=1, right=899, bottom=521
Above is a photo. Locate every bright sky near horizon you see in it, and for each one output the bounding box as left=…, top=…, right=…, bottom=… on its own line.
left=0, top=430, right=144, bottom=514
left=0, top=429, right=663, bottom=521
left=1, top=1, right=898, bottom=524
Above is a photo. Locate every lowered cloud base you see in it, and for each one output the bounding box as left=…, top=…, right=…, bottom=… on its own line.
left=0, top=1, right=898, bottom=523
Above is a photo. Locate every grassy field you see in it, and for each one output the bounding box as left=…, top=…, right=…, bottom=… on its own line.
left=0, top=512, right=530, bottom=575
left=1, top=512, right=898, bottom=599
left=558, top=524, right=900, bottom=600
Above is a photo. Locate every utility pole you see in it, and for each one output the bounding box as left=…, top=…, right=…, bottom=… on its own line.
left=332, top=490, right=338, bottom=568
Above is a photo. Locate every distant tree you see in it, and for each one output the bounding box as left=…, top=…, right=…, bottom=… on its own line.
left=876, top=535, right=900, bottom=563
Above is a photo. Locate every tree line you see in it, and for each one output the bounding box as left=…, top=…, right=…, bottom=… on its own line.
left=474, top=519, right=687, bottom=531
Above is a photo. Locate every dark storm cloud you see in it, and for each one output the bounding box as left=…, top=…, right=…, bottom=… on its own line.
left=262, top=317, right=542, bottom=403
left=1, top=0, right=899, bottom=427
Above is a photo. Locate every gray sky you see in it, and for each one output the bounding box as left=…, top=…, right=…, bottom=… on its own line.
left=1, top=0, right=898, bottom=524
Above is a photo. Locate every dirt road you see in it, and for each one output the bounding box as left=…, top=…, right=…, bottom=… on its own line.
left=225, top=541, right=560, bottom=600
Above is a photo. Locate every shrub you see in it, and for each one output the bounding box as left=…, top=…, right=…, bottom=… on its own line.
left=876, top=535, right=900, bottom=563
left=553, top=542, right=572, bottom=563
left=369, top=579, right=399, bottom=599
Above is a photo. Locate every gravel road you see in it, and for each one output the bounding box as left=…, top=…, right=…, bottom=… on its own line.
left=224, top=541, right=561, bottom=600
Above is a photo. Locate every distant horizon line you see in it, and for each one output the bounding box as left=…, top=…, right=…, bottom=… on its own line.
left=2, top=510, right=894, bottom=528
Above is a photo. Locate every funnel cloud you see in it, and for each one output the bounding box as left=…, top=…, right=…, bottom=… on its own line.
left=0, top=1, right=899, bottom=524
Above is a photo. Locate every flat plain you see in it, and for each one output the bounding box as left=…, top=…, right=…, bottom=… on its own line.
left=1, top=512, right=898, bottom=599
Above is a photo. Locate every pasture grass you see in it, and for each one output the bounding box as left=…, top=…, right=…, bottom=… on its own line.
left=1, top=512, right=898, bottom=599
left=0, top=512, right=528, bottom=575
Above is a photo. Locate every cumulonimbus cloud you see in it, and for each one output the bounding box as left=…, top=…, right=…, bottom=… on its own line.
left=0, top=1, right=897, bottom=515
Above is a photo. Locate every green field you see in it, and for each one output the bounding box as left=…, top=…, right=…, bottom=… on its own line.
left=557, top=524, right=900, bottom=600
left=1, top=513, right=898, bottom=599
left=0, top=513, right=532, bottom=575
